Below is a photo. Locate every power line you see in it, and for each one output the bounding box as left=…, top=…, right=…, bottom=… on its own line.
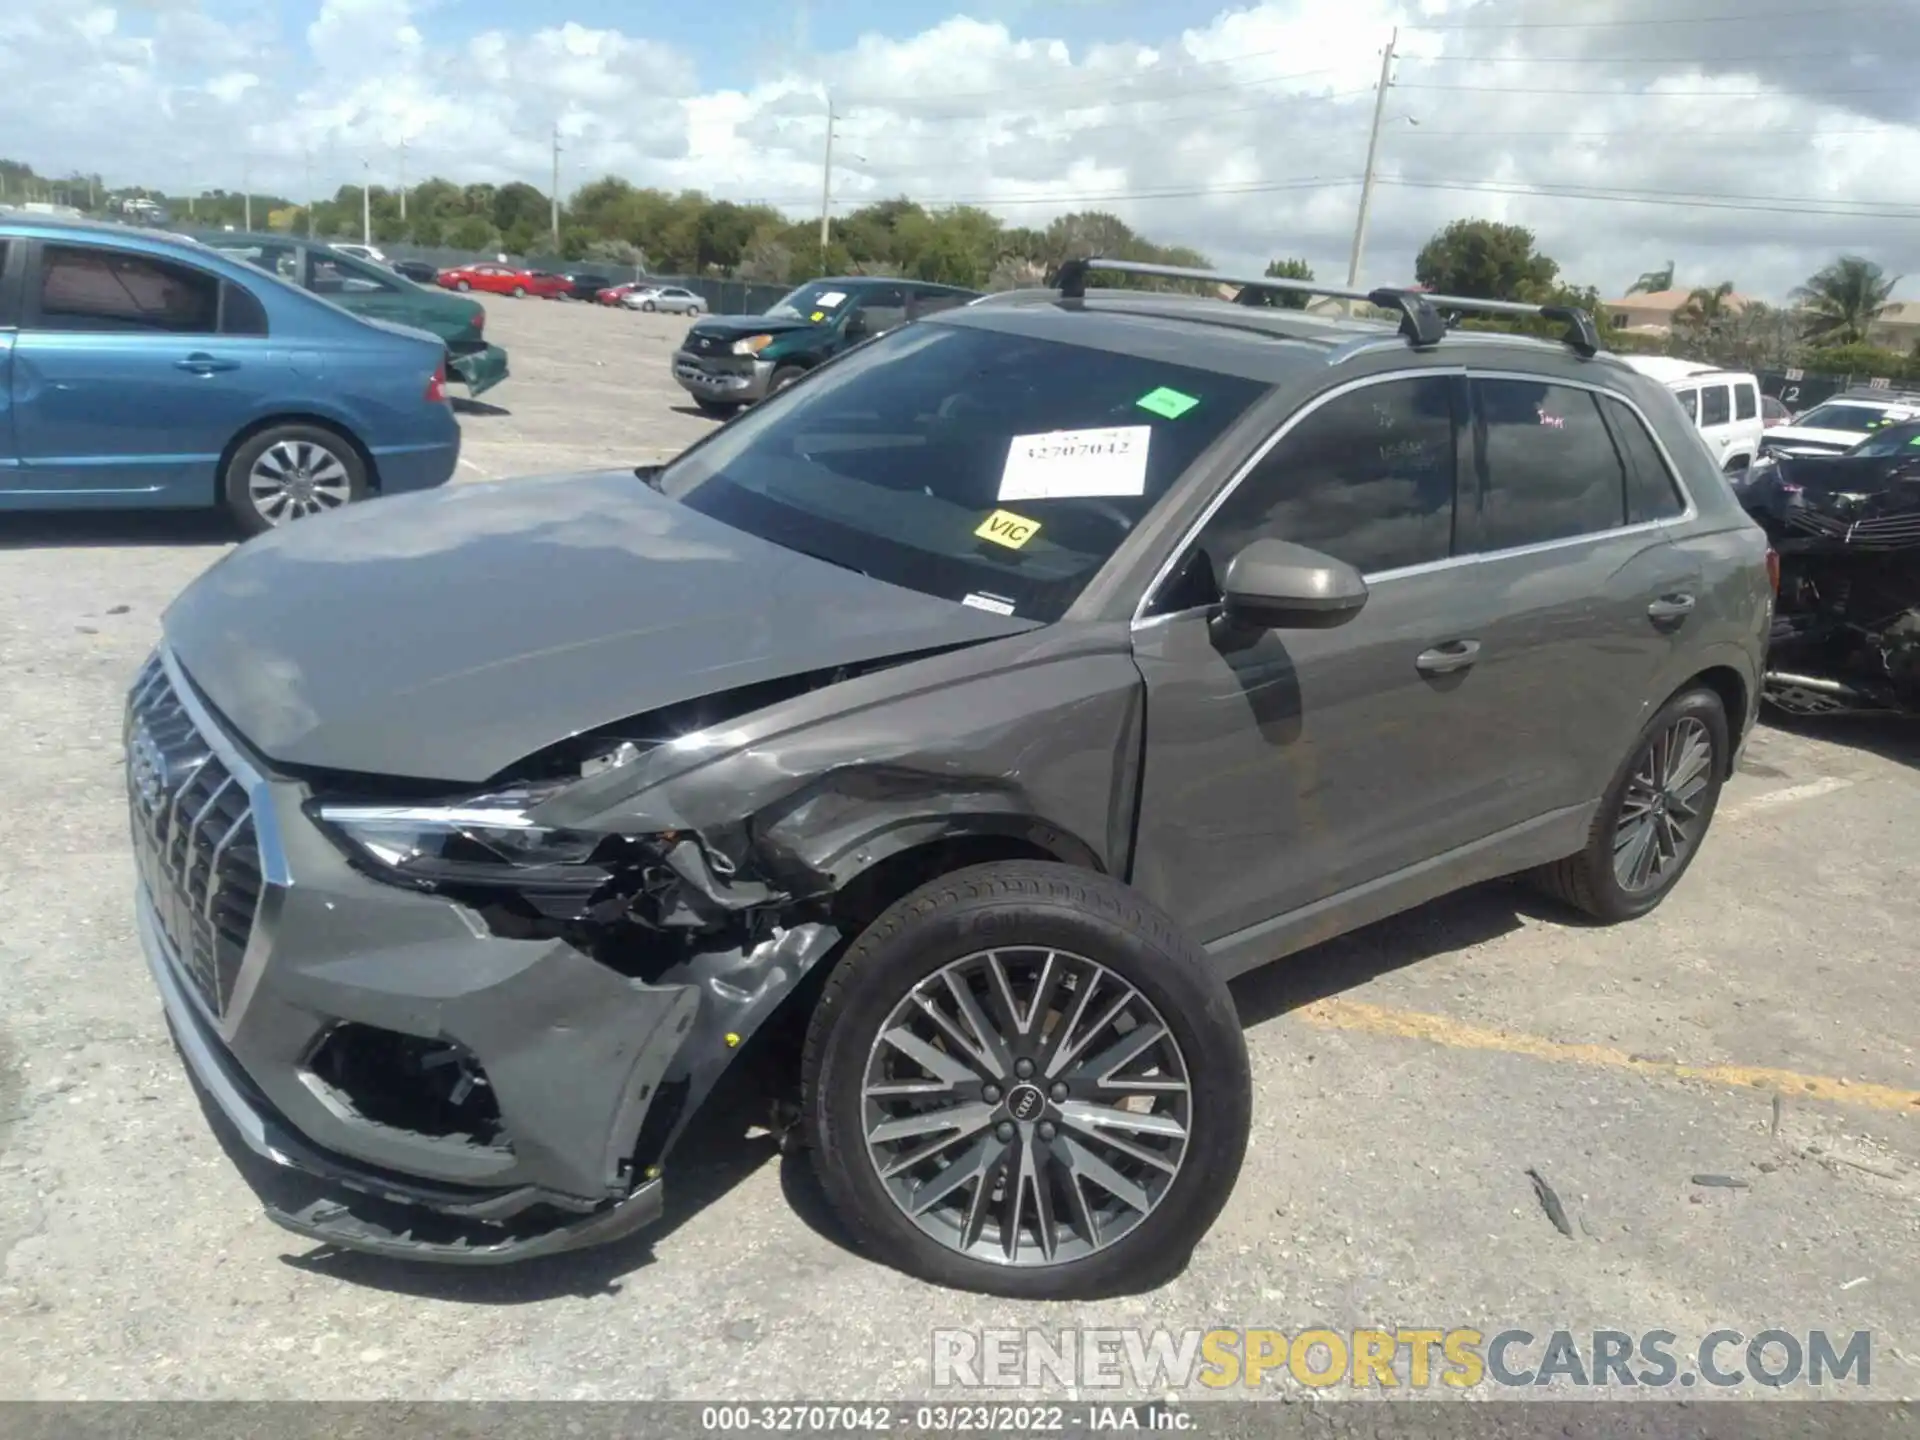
left=825, top=175, right=1364, bottom=209
left=835, top=46, right=1343, bottom=108
left=1402, top=2, right=1903, bottom=30
left=1392, top=81, right=1907, bottom=96
left=1403, top=49, right=1869, bottom=64
left=1378, top=175, right=1920, bottom=219
left=838, top=90, right=1380, bottom=145
left=1379, top=125, right=1903, bottom=137
left=839, top=75, right=1373, bottom=127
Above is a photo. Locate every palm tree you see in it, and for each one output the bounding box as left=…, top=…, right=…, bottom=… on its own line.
left=1676, top=280, right=1736, bottom=329
left=1628, top=262, right=1674, bottom=295
left=1791, top=256, right=1901, bottom=345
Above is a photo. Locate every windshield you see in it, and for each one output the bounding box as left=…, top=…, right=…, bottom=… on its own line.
left=1793, top=402, right=1912, bottom=434
left=657, top=320, right=1270, bottom=622
left=1849, top=422, right=1920, bottom=457
left=765, top=281, right=855, bottom=321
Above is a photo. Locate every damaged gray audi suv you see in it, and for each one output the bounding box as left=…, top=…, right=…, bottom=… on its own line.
left=128, top=258, right=1772, bottom=1297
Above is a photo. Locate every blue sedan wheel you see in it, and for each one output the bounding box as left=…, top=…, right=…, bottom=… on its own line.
left=224, top=424, right=369, bottom=536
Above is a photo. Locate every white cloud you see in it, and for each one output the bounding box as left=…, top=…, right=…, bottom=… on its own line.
left=2, top=0, right=1916, bottom=300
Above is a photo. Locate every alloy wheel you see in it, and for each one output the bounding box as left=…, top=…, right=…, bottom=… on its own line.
left=860, top=947, right=1191, bottom=1267
left=248, top=440, right=353, bottom=524
left=1613, top=715, right=1714, bottom=893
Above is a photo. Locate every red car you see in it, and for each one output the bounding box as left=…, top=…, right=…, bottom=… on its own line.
left=436, top=263, right=569, bottom=299
left=596, top=281, right=648, bottom=305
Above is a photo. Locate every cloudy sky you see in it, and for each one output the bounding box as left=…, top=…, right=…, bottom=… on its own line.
left=4, top=0, right=1916, bottom=301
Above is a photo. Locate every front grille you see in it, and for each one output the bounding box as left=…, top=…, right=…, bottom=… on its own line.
left=1788, top=507, right=1920, bottom=549
left=125, top=653, right=263, bottom=1017
left=690, top=333, right=719, bottom=355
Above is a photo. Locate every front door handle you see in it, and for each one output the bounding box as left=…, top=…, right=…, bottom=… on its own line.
left=1647, top=593, right=1697, bottom=623
left=175, top=353, right=238, bottom=375
left=1415, top=639, right=1481, bottom=676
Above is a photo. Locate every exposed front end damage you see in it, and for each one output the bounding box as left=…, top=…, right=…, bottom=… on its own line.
left=131, top=612, right=1142, bottom=1263
left=1737, top=457, right=1920, bottom=716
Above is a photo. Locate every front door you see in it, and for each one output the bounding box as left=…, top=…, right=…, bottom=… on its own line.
left=1129, top=371, right=1515, bottom=950
left=10, top=240, right=272, bottom=502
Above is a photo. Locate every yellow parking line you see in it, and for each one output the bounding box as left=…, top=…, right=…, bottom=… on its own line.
left=1295, top=997, right=1920, bottom=1113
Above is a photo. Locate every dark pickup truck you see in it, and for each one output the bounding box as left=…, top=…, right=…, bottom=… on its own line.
left=670, top=277, right=978, bottom=414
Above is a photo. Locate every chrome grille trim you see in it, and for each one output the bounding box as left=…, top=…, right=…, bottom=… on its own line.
left=125, top=648, right=283, bottom=1032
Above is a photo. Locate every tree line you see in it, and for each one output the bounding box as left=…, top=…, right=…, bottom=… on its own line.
left=5, top=157, right=1909, bottom=376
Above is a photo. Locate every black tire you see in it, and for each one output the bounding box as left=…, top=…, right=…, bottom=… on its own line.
left=694, top=399, right=740, bottom=418
left=802, top=860, right=1251, bottom=1298
left=1531, top=685, right=1728, bottom=923
left=768, top=364, right=808, bottom=396
left=511, top=285, right=526, bottom=298
left=222, top=423, right=369, bottom=537
left=456, top=280, right=471, bottom=291
left=642, top=299, right=657, bottom=312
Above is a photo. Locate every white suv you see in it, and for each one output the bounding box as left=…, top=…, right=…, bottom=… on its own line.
left=1620, top=357, right=1765, bottom=473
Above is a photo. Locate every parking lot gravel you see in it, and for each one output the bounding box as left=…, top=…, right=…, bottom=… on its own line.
left=1, top=297, right=1916, bottom=1401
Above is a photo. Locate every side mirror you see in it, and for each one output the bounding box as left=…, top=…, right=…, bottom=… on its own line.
left=1220, top=538, right=1369, bottom=630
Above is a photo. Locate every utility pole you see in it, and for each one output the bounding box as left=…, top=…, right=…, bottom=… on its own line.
left=398, top=139, right=408, bottom=223
left=818, top=92, right=835, bottom=267
left=242, top=154, right=252, bottom=231
left=550, top=123, right=562, bottom=252
left=1345, top=26, right=1397, bottom=311
left=304, top=149, right=314, bottom=235
left=362, top=158, right=372, bottom=245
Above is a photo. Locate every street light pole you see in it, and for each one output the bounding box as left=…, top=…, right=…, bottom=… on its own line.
left=398, top=139, right=409, bottom=223
left=818, top=92, right=835, bottom=267
left=362, top=158, right=372, bottom=246
left=550, top=123, right=563, bottom=252
left=1345, top=26, right=1397, bottom=309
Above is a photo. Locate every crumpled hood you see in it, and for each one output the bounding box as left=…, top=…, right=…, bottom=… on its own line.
left=1763, top=424, right=1871, bottom=456
left=685, top=314, right=821, bottom=341
left=162, top=470, right=1035, bottom=784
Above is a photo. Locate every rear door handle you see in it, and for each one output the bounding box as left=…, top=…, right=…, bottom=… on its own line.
left=1415, top=639, right=1481, bottom=676
left=175, top=353, right=238, bottom=375
left=1647, top=593, right=1697, bottom=622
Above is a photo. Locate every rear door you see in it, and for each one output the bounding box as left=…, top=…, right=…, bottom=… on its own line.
left=1729, top=378, right=1763, bottom=463
left=1451, top=372, right=1701, bottom=818
left=1130, top=370, right=1513, bottom=948
left=10, top=240, right=275, bottom=502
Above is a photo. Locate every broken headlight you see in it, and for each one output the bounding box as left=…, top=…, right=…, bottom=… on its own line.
left=313, top=783, right=611, bottom=893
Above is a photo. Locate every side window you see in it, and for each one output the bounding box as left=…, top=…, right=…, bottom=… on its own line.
left=308, top=252, right=392, bottom=295
left=220, top=281, right=269, bottom=337
left=1700, top=385, right=1731, bottom=427
left=1601, top=397, right=1686, bottom=523
left=1468, top=378, right=1625, bottom=552
left=1675, top=389, right=1699, bottom=423
left=1187, top=376, right=1458, bottom=587
left=1734, top=383, right=1758, bottom=421
left=34, top=244, right=221, bottom=334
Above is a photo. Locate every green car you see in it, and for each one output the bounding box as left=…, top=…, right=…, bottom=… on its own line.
left=670, top=277, right=978, bottom=415
left=197, top=232, right=510, bottom=398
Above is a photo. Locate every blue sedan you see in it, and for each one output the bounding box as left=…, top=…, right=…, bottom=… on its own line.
left=0, top=217, right=459, bottom=534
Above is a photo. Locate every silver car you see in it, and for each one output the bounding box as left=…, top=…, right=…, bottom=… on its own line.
left=623, top=284, right=706, bottom=315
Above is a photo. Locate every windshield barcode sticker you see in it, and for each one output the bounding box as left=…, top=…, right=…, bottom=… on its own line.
left=998, top=425, right=1151, bottom=502
left=962, top=592, right=1017, bottom=615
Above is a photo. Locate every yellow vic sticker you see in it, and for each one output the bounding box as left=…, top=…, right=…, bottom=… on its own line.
left=976, top=509, right=1042, bottom=549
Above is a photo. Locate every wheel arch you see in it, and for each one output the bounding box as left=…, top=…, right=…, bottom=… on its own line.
left=219, top=412, right=379, bottom=493
left=1680, top=663, right=1750, bottom=777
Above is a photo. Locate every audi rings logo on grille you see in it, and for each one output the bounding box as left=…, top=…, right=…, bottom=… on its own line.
left=128, top=725, right=168, bottom=812
left=1006, top=1083, right=1046, bottom=1122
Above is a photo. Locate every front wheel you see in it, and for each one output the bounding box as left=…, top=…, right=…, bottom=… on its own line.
left=223, top=424, right=368, bottom=536
left=694, top=399, right=740, bottom=418
left=803, top=861, right=1251, bottom=1298
left=642, top=299, right=656, bottom=312
left=1531, top=685, right=1728, bottom=922
left=768, top=363, right=808, bottom=397
left=456, top=280, right=472, bottom=291
left=511, top=285, right=526, bottom=298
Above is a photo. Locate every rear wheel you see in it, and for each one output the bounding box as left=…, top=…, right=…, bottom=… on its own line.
left=803, top=861, right=1251, bottom=1298
left=511, top=285, right=526, bottom=298
left=642, top=299, right=657, bottom=312
left=223, top=424, right=368, bottom=536
left=456, top=280, right=471, bottom=292
left=1531, top=686, right=1728, bottom=922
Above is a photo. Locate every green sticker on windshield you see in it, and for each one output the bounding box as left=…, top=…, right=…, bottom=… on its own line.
left=1136, top=386, right=1200, bottom=419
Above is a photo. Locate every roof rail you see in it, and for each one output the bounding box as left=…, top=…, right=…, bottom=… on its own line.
left=1048, top=257, right=1601, bottom=358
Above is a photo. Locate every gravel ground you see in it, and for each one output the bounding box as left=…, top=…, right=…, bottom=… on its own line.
left=0, top=297, right=1915, bottom=1403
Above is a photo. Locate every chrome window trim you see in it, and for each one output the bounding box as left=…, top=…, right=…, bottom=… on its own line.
left=1131, top=365, right=1698, bottom=629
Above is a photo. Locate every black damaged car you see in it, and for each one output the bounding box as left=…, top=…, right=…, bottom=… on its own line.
left=1735, top=418, right=1920, bottom=715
